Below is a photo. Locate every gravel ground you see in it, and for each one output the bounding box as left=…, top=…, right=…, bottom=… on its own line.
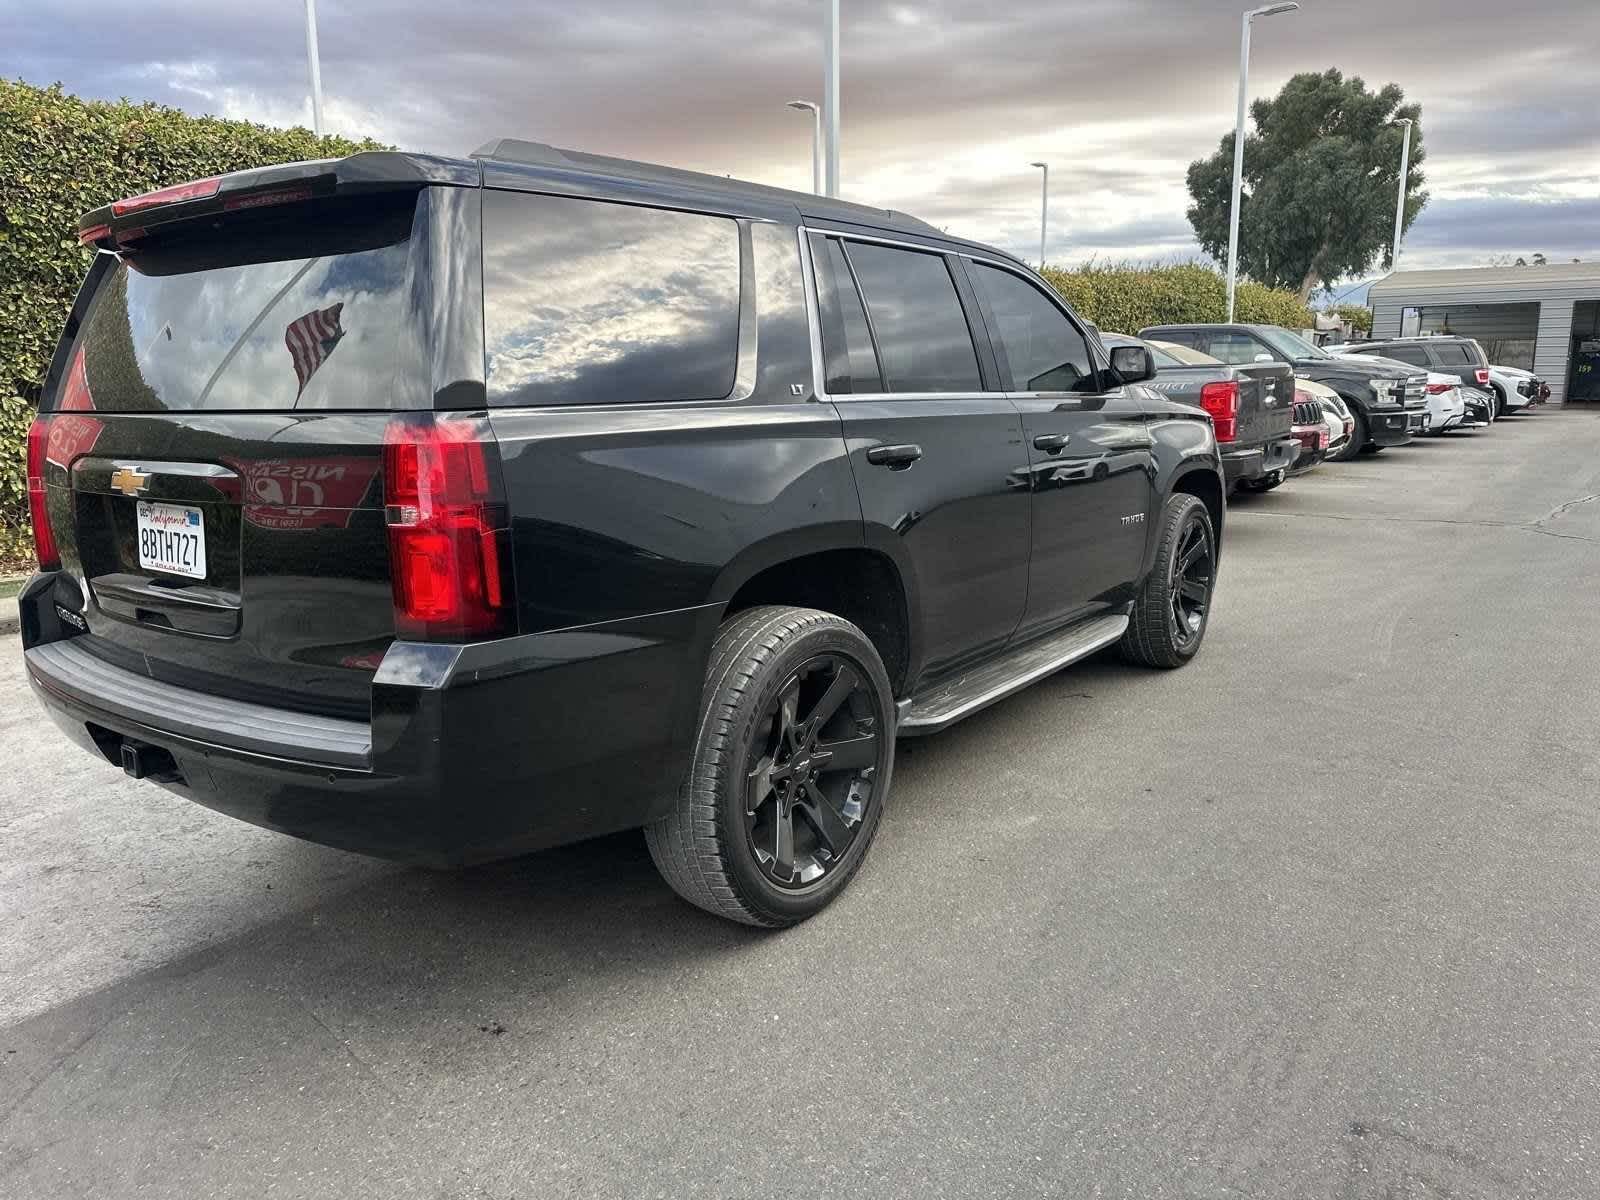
left=2, top=406, right=1598, bottom=1199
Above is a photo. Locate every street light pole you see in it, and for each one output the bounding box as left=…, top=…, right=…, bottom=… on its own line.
left=1225, top=2, right=1299, bottom=322
left=788, top=101, right=823, bottom=195
left=823, top=0, right=840, bottom=197
left=1390, top=118, right=1414, bottom=271
left=1030, top=162, right=1049, bottom=270
left=304, top=0, right=325, bottom=136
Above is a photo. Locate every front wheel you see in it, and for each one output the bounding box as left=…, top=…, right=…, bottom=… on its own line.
left=646, top=606, right=894, bottom=927
left=1329, top=408, right=1367, bottom=461
left=1120, top=493, right=1216, bottom=669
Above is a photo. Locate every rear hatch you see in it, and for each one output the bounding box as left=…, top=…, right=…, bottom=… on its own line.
left=34, top=166, right=489, bottom=718
left=1231, top=362, right=1295, bottom=449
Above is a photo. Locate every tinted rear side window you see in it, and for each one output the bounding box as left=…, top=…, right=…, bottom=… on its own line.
left=814, top=237, right=883, bottom=393
left=483, top=191, right=740, bottom=407
left=1434, top=343, right=1474, bottom=365
left=841, top=241, right=981, bottom=393
left=1378, top=344, right=1430, bottom=366
left=1200, top=332, right=1264, bottom=365
left=63, top=194, right=420, bottom=413
left=971, top=262, right=1097, bottom=393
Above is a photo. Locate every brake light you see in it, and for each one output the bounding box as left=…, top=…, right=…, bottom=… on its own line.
left=1426, top=381, right=1452, bottom=394
left=1475, top=368, right=1490, bottom=386
left=26, top=418, right=60, bottom=571
left=78, top=222, right=112, bottom=246
left=1199, top=380, right=1239, bottom=443
left=111, top=176, right=222, bottom=216
left=382, top=414, right=513, bottom=640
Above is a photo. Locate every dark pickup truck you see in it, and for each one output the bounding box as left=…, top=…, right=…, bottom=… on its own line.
left=1104, top=333, right=1295, bottom=493
left=21, top=142, right=1227, bottom=928
left=1140, top=323, right=1428, bottom=461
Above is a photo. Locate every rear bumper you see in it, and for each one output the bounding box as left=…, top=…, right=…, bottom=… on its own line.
left=1220, top=436, right=1297, bottom=487
left=21, top=576, right=714, bottom=866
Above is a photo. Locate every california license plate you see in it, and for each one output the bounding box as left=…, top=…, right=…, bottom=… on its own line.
left=136, top=501, right=207, bottom=580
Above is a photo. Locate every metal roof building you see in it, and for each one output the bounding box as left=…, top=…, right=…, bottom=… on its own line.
left=1368, top=263, right=1600, bottom=403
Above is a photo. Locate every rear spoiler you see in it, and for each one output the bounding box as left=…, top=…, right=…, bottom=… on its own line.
left=77, top=151, right=481, bottom=250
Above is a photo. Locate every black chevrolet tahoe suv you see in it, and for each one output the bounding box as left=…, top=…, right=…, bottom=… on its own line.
left=21, top=142, right=1225, bottom=927
left=1140, top=323, right=1427, bottom=461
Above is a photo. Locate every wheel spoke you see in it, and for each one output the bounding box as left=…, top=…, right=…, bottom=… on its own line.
left=812, top=731, right=878, bottom=773
left=797, top=782, right=854, bottom=855
left=746, top=754, right=776, bottom=815
left=802, top=664, right=858, bottom=736
left=1178, top=578, right=1209, bottom=605
left=772, top=802, right=797, bottom=882
left=1179, top=536, right=1206, bottom=572
left=777, top=681, right=801, bottom=750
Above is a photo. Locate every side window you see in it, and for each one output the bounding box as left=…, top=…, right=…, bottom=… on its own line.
left=1202, top=332, right=1266, bottom=365
left=1382, top=344, right=1429, bottom=366
left=750, top=221, right=813, bottom=400
left=1434, top=343, right=1473, bottom=365
left=482, top=190, right=741, bottom=407
left=813, top=236, right=882, bottom=393
left=971, top=262, right=1098, bottom=393
left=840, top=241, right=982, bottom=393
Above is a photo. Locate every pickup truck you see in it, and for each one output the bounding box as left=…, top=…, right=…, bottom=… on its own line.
left=1140, top=323, right=1428, bottom=461
left=1105, top=333, right=1296, bottom=493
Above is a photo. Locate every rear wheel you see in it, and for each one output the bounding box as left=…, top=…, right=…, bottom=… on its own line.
left=1120, top=493, right=1215, bottom=669
left=1491, top=384, right=1507, bottom=419
left=645, top=606, right=894, bottom=927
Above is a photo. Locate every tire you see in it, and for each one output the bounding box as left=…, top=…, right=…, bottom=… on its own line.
left=1330, top=407, right=1367, bottom=461
left=1491, top=385, right=1506, bottom=420
left=1119, top=493, right=1216, bottom=670
left=645, top=605, right=894, bottom=927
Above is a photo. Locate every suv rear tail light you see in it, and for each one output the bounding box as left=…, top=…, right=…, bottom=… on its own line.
left=26, top=417, right=60, bottom=571
left=382, top=414, right=514, bottom=640
left=1474, top=368, right=1490, bottom=386
left=111, top=176, right=222, bottom=216
left=1199, top=380, right=1239, bottom=443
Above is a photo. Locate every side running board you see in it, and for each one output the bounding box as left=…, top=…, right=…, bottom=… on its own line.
left=897, top=613, right=1128, bottom=736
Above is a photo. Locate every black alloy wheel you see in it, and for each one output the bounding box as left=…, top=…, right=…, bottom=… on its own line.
left=744, top=654, right=881, bottom=889
left=1169, top=512, right=1214, bottom=654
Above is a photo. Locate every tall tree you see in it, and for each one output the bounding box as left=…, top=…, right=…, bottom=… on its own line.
left=1186, top=70, right=1427, bottom=302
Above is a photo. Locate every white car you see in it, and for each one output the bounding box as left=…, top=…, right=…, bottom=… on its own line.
left=1487, top=365, right=1539, bottom=414
left=1296, top=378, right=1352, bottom=456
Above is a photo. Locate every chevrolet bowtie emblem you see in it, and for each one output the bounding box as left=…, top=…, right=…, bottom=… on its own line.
left=110, top=467, right=151, bottom=497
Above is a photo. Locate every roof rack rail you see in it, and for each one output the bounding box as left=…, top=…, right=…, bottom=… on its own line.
left=469, top=137, right=947, bottom=239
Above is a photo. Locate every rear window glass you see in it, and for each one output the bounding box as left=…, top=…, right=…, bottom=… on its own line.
left=64, top=194, right=419, bottom=413
left=483, top=191, right=741, bottom=407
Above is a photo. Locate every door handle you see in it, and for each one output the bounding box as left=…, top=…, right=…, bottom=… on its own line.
left=1032, top=432, right=1071, bottom=454
left=866, top=444, right=923, bottom=468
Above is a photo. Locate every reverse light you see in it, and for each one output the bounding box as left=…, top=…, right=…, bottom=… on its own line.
left=1199, top=380, right=1239, bottom=443
left=111, top=176, right=222, bottom=216
left=382, top=414, right=514, bottom=640
left=26, top=418, right=59, bottom=571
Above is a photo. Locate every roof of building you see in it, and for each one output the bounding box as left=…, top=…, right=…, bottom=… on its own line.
left=1369, top=261, right=1600, bottom=298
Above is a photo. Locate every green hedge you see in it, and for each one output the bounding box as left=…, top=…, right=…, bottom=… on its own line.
left=1040, top=262, right=1313, bottom=337
left=1333, top=303, right=1374, bottom=334
left=0, top=78, right=383, bottom=565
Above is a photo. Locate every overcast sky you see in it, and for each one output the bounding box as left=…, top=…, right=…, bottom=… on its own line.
left=7, top=0, right=1598, bottom=291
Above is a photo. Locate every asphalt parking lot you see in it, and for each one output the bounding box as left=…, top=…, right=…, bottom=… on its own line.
left=3, top=406, right=1599, bottom=1199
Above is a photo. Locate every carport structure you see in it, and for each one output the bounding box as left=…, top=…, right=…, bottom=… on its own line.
left=1369, top=263, right=1600, bottom=403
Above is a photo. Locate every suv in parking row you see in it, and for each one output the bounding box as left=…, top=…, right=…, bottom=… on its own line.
left=21, top=142, right=1226, bottom=927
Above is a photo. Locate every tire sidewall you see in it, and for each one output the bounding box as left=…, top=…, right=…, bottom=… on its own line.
left=715, top=621, right=893, bottom=923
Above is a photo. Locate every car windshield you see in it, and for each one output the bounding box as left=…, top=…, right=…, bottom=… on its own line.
left=1255, top=326, right=1329, bottom=361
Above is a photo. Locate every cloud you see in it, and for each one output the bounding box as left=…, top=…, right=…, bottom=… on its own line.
left=6, top=0, right=1597, bottom=275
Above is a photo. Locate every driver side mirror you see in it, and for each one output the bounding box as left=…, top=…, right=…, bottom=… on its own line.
left=1253, top=352, right=1275, bottom=363
left=1109, top=344, right=1156, bottom=385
